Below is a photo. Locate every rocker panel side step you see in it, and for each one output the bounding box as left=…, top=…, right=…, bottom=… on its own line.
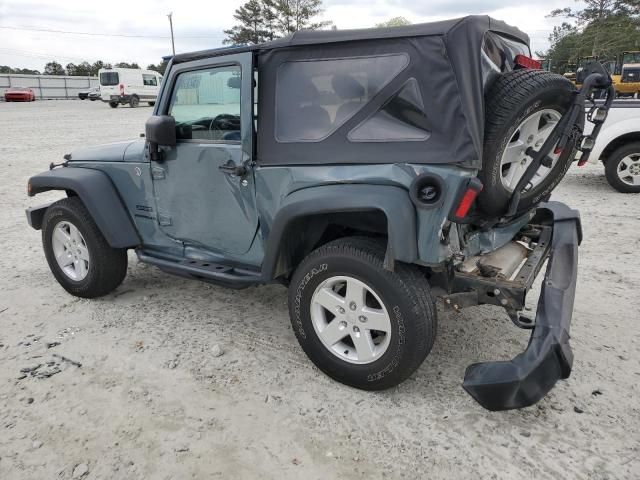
left=136, top=250, right=264, bottom=289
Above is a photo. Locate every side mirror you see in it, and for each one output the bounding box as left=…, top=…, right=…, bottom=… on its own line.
left=145, top=115, right=176, bottom=162
left=145, top=115, right=176, bottom=147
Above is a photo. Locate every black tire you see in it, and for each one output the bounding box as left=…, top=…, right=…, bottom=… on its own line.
left=604, top=142, right=640, bottom=193
left=41, top=197, right=128, bottom=298
left=148, top=101, right=155, bottom=107
left=129, top=95, right=139, bottom=108
left=288, top=236, right=437, bottom=390
left=109, top=101, right=118, bottom=108
left=479, top=70, right=578, bottom=216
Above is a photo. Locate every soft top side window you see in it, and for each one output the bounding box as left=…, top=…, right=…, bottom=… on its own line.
left=275, top=54, right=409, bottom=143
left=348, top=78, right=431, bottom=142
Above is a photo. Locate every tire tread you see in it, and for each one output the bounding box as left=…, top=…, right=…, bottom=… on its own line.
left=289, top=236, right=437, bottom=390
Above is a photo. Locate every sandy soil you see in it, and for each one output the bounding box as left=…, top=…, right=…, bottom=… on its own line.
left=0, top=100, right=638, bottom=480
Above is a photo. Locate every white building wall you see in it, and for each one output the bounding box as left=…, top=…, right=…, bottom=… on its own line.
left=0, top=74, right=99, bottom=100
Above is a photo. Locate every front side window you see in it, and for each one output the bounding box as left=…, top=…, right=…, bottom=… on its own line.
left=143, top=74, right=158, bottom=86
left=275, top=54, right=409, bottom=142
left=168, top=65, right=241, bottom=142
left=99, top=72, right=119, bottom=86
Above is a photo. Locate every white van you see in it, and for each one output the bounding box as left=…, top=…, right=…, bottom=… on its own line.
left=98, top=68, right=163, bottom=108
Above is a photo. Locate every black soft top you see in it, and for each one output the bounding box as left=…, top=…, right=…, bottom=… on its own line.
left=173, top=16, right=531, bottom=169
left=173, top=16, right=528, bottom=64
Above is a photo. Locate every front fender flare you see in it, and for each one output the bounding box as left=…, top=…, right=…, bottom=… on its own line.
left=261, top=184, right=417, bottom=279
left=27, top=167, right=140, bottom=248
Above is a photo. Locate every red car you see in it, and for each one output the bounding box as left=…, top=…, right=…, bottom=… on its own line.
left=4, top=87, right=36, bottom=102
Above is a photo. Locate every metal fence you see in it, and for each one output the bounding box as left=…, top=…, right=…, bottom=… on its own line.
left=0, top=74, right=99, bottom=100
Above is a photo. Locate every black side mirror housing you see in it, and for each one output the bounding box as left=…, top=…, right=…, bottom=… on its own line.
left=145, top=115, right=177, bottom=147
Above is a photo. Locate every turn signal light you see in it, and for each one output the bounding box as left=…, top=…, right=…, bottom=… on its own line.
left=449, top=178, right=483, bottom=223
left=515, top=55, right=542, bottom=70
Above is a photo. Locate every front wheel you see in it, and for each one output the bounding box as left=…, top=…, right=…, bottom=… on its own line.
left=109, top=101, right=118, bottom=108
left=288, top=237, right=437, bottom=390
left=41, top=198, right=128, bottom=298
left=604, top=142, right=640, bottom=193
left=148, top=101, right=156, bottom=107
left=129, top=95, right=139, bottom=108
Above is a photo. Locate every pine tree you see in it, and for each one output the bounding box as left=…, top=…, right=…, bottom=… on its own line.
left=264, top=0, right=331, bottom=34
left=223, top=0, right=269, bottom=45
left=223, top=0, right=331, bottom=45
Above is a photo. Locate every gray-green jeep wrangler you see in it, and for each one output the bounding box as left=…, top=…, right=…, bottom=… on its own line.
left=26, top=16, right=614, bottom=410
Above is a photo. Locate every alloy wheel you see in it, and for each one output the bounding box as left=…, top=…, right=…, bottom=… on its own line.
left=310, top=275, right=392, bottom=364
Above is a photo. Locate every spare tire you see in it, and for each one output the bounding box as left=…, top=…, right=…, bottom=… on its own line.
left=478, top=70, right=578, bottom=216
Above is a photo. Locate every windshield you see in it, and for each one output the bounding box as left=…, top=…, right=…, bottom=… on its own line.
left=622, top=67, right=640, bottom=83
left=100, top=72, right=119, bottom=86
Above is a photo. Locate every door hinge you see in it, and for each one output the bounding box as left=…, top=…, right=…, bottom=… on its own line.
left=158, top=213, right=172, bottom=226
left=151, top=166, right=166, bottom=180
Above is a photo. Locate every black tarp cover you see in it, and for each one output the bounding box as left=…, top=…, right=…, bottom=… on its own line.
left=174, top=16, right=530, bottom=168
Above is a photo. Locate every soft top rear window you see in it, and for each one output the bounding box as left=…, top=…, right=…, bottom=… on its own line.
left=100, top=72, right=119, bottom=86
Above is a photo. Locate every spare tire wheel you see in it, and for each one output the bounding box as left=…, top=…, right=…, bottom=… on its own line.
left=479, top=70, right=578, bottom=216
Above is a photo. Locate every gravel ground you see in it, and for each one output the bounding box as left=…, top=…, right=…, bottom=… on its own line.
left=0, top=100, right=638, bottom=480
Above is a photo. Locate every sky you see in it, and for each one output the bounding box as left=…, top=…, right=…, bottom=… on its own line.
left=0, top=0, right=578, bottom=71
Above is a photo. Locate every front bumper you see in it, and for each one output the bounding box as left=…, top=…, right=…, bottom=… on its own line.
left=462, top=201, right=581, bottom=411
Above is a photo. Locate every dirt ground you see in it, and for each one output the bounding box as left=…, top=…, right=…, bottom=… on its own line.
left=0, top=100, right=638, bottom=480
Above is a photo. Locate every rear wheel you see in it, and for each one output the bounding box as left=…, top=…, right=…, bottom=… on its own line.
left=42, top=198, right=128, bottom=298
left=479, top=70, right=578, bottom=216
left=604, top=142, right=640, bottom=193
left=129, top=95, right=139, bottom=108
left=288, top=237, right=437, bottom=390
left=148, top=101, right=156, bottom=107
left=109, top=101, right=118, bottom=108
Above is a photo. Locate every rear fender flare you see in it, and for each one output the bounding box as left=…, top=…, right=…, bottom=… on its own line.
left=27, top=167, right=140, bottom=248
left=261, top=184, right=418, bottom=279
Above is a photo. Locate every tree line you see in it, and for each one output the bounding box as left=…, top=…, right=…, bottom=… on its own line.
left=2, top=0, right=402, bottom=77
left=0, top=60, right=167, bottom=77
left=541, top=0, right=640, bottom=74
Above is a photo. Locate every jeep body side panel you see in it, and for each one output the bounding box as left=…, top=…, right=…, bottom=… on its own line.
left=255, top=164, right=474, bottom=275
left=260, top=183, right=416, bottom=279
left=28, top=167, right=140, bottom=248
left=69, top=161, right=184, bottom=255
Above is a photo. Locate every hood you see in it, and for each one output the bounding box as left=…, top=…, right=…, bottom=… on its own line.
left=68, top=139, right=145, bottom=163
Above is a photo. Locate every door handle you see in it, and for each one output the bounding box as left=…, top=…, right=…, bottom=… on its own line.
left=219, top=160, right=247, bottom=176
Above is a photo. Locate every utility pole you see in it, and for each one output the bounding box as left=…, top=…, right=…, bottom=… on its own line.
left=167, top=12, right=176, bottom=56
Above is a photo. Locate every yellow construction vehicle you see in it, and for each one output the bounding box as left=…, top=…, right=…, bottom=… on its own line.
left=613, top=51, right=640, bottom=97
